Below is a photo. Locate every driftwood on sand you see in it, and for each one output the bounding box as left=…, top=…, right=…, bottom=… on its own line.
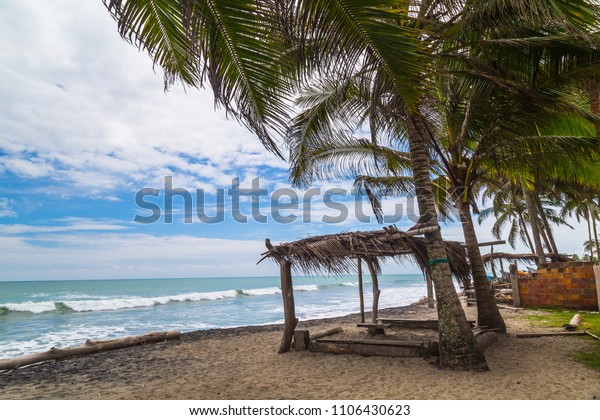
left=0, top=330, right=181, bottom=371
left=562, top=314, right=582, bottom=331
left=516, top=332, right=588, bottom=338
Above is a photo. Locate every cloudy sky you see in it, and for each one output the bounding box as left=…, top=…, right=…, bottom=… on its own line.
left=0, top=1, right=591, bottom=281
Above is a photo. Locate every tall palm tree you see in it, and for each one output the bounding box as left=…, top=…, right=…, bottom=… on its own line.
left=103, top=0, right=489, bottom=370
left=102, top=0, right=600, bottom=369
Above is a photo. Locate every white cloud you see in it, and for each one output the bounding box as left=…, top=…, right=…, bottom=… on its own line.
left=0, top=0, right=288, bottom=199
left=0, top=198, right=17, bottom=218
left=0, top=231, right=279, bottom=281
left=0, top=218, right=130, bottom=235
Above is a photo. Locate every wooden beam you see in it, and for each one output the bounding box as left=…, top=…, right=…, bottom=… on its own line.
left=365, top=258, right=380, bottom=323
left=516, top=332, right=587, bottom=338
left=357, top=257, right=365, bottom=323
left=475, top=240, right=507, bottom=247
left=585, top=330, right=600, bottom=341
left=309, top=338, right=431, bottom=358
left=377, top=318, right=476, bottom=330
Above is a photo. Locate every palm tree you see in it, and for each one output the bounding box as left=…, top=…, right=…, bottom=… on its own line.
left=584, top=240, right=600, bottom=261
left=102, top=0, right=600, bottom=369
left=287, top=74, right=509, bottom=332
left=479, top=181, right=573, bottom=254
left=103, top=0, right=490, bottom=370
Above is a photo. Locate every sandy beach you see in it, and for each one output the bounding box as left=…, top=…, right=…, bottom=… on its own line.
left=0, top=302, right=598, bottom=400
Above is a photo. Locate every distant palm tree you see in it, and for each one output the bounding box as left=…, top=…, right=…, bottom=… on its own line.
left=584, top=240, right=600, bottom=261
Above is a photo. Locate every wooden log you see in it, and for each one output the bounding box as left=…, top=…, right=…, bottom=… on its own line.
left=309, top=338, right=429, bottom=358
left=376, top=318, right=476, bottom=330
left=0, top=330, right=180, bottom=371
left=293, top=330, right=310, bottom=351
left=496, top=304, right=523, bottom=311
left=516, top=332, right=587, bottom=338
left=474, top=240, right=507, bottom=247
left=310, top=327, right=343, bottom=341
left=585, top=330, right=600, bottom=341
left=562, top=313, right=582, bottom=331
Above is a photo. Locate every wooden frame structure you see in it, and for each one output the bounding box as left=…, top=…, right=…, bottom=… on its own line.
left=259, top=225, right=471, bottom=353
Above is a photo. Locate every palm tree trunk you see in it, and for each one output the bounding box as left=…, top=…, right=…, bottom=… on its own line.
left=586, top=206, right=594, bottom=261
left=522, top=182, right=546, bottom=266
left=519, top=214, right=535, bottom=253
left=455, top=197, right=506, bottom=332
left=535, top=195, right=558, bottom=255
left=407, top=114, right=486, bottom=370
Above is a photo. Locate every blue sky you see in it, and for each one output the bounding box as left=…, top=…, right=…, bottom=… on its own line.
left=0, top=1, right=591, bottom=281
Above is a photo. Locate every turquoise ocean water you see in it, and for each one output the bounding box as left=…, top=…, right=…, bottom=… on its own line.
left=0, top=274, right=426, bottom=359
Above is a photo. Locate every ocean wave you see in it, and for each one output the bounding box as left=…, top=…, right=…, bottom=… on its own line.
left=0, top=280, right=371, bottom=316
left=293, top=284, right=320, bottom=292
left=0, top=284, right=329, bottom=316
left=238, top=287, right=281, bottom=296
left=0, top=289, right=240, bottom=315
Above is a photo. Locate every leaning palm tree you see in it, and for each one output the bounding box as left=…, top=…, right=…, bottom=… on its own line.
left=103, top=0, right=488, bottom=370
left=103, top=0, right=600, bottom=369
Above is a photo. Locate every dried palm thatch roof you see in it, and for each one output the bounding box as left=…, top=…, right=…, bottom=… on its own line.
left=260, top=225, right=471, bottom=288
left=481, top=252, right=572, bottom=266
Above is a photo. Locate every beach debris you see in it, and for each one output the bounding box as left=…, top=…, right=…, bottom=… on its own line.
left=585, top=330, right=600, bottom=341
left=562, top=313, right=582, bottom=331
left=293, top=327, right=343, bottom=351
left=0, top=330, right=181, bottom=371
left=516, top=332, right=587, bottom=338
left=376, top=318, right=476, bottom=330
left=309, top=337, right=434, bottom=358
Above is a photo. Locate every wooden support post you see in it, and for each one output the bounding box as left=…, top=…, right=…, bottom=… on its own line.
left=490, top=245, right=497, bottom=280
left=499, top=258, right=505, bottom=282
left=278, top=258, right=298, bottom=354
left=293, top=330, right=310, bottom=351
left=358, top=257, right=365, bottom=323
left=365, top=258, right=380, bottom=323
left=594, top=264, right=600, bottom=311
left=509, top=263, right=521, bottom=307
left=266, top=239, right=298, bottom=354
left=425, top=271, right=434, bottom=308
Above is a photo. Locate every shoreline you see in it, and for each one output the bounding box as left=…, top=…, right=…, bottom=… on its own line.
left=1, top=302, right=599, bottom=400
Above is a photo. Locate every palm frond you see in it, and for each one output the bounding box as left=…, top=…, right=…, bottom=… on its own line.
left=103, top=0, right=292, bottom=157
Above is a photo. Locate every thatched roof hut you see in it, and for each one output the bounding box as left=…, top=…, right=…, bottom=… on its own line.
left=260, top=225, right=472, bottom=354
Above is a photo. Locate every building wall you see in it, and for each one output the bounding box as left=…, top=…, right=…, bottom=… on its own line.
left=518, top=262, right=599, bottom=311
